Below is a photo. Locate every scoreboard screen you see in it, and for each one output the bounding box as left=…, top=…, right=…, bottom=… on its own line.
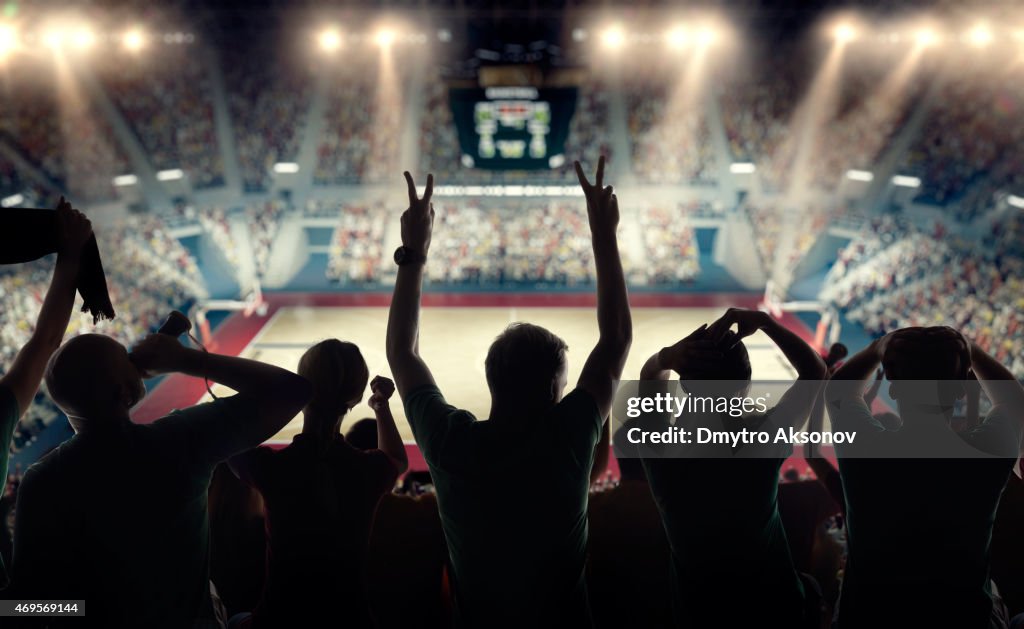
left=450, top=86, right=578, bottom=170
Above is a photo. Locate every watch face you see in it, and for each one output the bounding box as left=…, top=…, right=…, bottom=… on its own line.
left=394, top=247, right=406, bottom=265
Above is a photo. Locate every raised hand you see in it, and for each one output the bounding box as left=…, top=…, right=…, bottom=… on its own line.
left=659, top=324, right=725, bottom=375
left=367, top=375, right=395, bottom=412
left=129, top=333, right=193, bottom=379
left=55, top=197, right=93, bottom=256
left=708, top=307, right=771, bottom=347
left=401, top=171, right=435, bottom=256
left=574, top=155, right=618, bottom=236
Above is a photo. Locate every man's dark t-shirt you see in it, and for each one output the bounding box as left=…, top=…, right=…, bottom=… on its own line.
left=832, top=397, right=1021, bottom=628
left=9, top=394, right=259, bottom=628
left=631, top=384, right=807, bottom=628
left=231, top=433, right=399, bottom=628
left=404, top=385, right=602, bottom=628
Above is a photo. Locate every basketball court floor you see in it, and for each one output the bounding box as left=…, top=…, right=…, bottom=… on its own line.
left=201, top=305, right=799, bottom=443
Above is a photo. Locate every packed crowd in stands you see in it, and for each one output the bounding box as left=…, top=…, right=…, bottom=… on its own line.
left=315, top=61, right=404, bottom=185
left=635, top=203, right=701, bottom=284
left=898, top=59, right=1024, bottom=214
left=807, top=55, right=925, bottom=190
left=96, top=44, right=225, bottom=188
left=718, top=52, right=807, bottom=191
left=0, top=64, right=65, bottom=185
left=319, top=201, right=388, bottom=284
left=626, top=65, right=716, bottom=185
left=745, top=201, right=834, bottom=279
left=198, top=207, right=241, bottom=270
left=223, top=48, right=313, bottom=192
left=246, top=201, right=287, bottom=278
left=822, top=214, right=1024, bottom=377
left=59, top=95, right=131, bottom=203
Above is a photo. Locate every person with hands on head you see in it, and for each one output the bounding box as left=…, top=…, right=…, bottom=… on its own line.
left=8, top=328, right=311, bottom=629
left=228, top=342, right=406, bottom=629
left=0, top=197, right=90, bottom=588
left=630, top=308, right=826, bottom=629
left=386, top=158, right=631, bottom=628
left=825, top=326, right=1024, bottom=629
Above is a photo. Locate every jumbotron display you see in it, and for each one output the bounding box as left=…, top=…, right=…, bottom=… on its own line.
left=450, top=86, right=577, bottom=170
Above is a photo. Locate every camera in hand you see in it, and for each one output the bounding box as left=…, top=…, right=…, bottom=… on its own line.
left=156, top=311, right=192, bottom=337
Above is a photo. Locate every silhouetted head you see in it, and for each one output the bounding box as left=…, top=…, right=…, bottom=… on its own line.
left=45, top=334, right=146, bottom=428
left=881, top=326, right=969, bottom=417
left=298, top=339, right=369, bottom=423
left=485, top=323, right=568, bottom=414
left=679, top=330, right=752, bottom=398
left=346, top=418, right=378, bottom=450
left=826, top=343, right=848, bottom=368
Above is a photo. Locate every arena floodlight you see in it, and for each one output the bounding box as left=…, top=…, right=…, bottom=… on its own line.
left=1007, top=195, right=1024, bottom=209
left=273, top=162, right=300, bottom=174
left=730, top=162, right=756, bottom=174
left=375, top=28, right=396, bottom=48
left=968, top=24, right=993, bottom=48
left=914, top=28, right=938, bottom=47
left=123, top=28, right=145, bottom=52
left=667, top=26, right=689, bottom=49
left=72, top=27, right=96, bottom=50
left=891, top=174, right=921, bottom=188
left=318, top=28, right=341, bottom=52
left=697, top=26, right=718, bottom=46
left=156, top=168, right=184, bottom=181
left=600, top=26, right=625, bottom=50
left=0, top=24, right=16, bottom=58
left=846, top=169, right=874, bottom=182
left=43, top=28, right=63, bottom=49
left=113, top=174, right=138, bottom=187
left=833, top=23, right=856, bottom=44
left=1, top=193, right=24, bottom=207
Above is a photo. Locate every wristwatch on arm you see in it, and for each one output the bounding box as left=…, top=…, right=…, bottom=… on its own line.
left=393, top=246, right=427, bottom=267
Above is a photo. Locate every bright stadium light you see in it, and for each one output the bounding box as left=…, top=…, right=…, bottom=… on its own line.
left=1007, top=195, right=1024, bottom=209
left=833, top=22, right=857, bottom=43
left=123, top=28, right=145, bottom=52
left=730, top=162, right=756, bottom=174
left=667, top=26, right=689, bottom=49
left=1, top=193, right=24, bottom=207
left=375, top=28, right=395, bottom=48
left=915, top=28, right=938, bottom=47
left=891, top=174, right=921, bottom=188
left=600, top=26, right=625, bottom=50
left=318, top=28, right=341, bottom=52
left=697, top=26, right=718, bottom=46
left=72, top=27, right=96, bottom=50
left=0, top=24, right=16, bottom=58
left=43, top=29, right=64, bottom=49
left=968, top=24, right=993, bottom=47
left=112, top=174, right=138, bottom=187
left=273, top=162, right=300, bottom=174
left=156, top=168, right=184, bottom=181
left=846, top=169, right=874, bottom=182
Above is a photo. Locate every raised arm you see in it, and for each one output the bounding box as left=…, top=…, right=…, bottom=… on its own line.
left=968, top=341, right=1024, bottom=415
left=368, top=375, right=409, bottom=474
left=129, top=334, right=311, bottom=447
left=710, top=308, right=826, bottom=428
left=1, top=198, right=92, bottom=416
left=863, top=368, right=884, bottom=406
left=574, top=157, right=632, bottom=420
left=825, top=335, right=889, bottom=411
left=385, top=172, right=438, bottom=400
